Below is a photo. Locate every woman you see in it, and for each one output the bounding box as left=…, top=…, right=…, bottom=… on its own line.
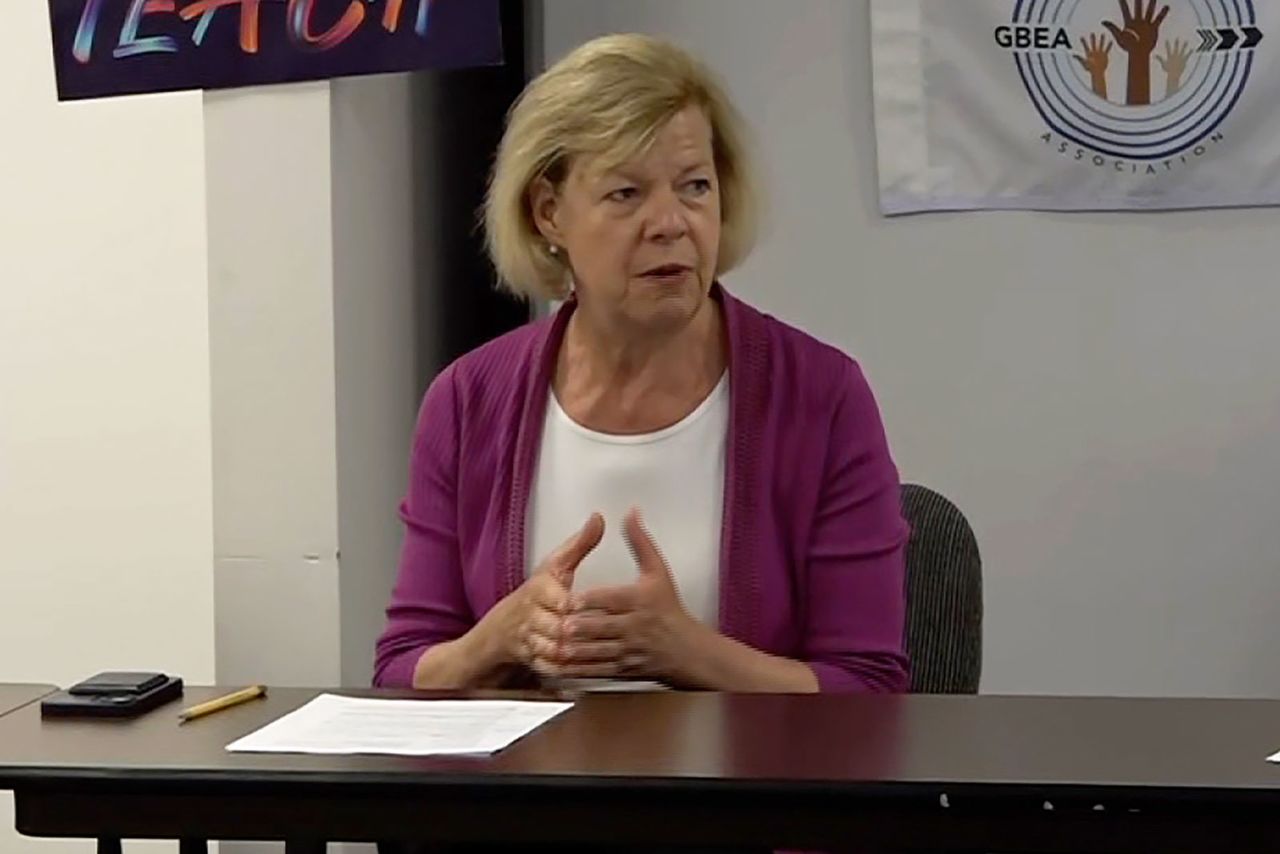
left=374, top=33, right=910, bottom=694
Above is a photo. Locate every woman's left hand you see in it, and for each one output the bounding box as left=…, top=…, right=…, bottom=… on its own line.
left=560, top=508, right=712, bottom=685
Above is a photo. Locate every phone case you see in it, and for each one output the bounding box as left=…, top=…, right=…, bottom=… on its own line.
left=40, top=675, right=184, bottom=719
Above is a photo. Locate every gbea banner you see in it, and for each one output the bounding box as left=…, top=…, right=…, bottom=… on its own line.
left=871, top=0, right=1277, bottom=213
left=48, top=0, right=502, bottom=101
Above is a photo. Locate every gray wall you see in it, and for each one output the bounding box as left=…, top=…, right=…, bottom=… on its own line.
left=205, top=82, right=344, bottom=694
left=332, top=73, right=432, bottom=689
left=544, top=0, right=1280, bottom=698
left=205, top=73, right=433, bottom=695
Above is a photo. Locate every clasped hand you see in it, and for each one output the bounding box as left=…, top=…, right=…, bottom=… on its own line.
left=512, top=509, right=702, bottom=684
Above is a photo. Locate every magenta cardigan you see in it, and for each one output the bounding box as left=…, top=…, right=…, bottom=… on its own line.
left=373, top=285, right=910, bottom=692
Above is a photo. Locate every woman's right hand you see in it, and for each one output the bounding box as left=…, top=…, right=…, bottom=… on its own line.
left=478, top=513, right=605, bottom=678
left=411, top=514, right=604, bottom=690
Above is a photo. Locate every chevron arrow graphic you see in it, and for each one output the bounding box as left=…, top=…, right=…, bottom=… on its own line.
left=1198, top=26, right=1265, bottom=52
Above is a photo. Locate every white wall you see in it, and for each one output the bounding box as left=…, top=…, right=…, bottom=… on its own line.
left=544, top=0, right=1280, bottom=699
left=0, top=1, right=216, bottom=852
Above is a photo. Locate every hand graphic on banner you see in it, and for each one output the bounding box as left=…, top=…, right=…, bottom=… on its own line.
left=1103, top=0, right=1171, bottom=106
left=1157, top=38, right=1193, bottom=98
left=1075, top=33, right=1113, bottom=100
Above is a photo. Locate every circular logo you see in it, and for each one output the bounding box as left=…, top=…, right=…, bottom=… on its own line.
left=1011, top=0, right=1258, bottom=160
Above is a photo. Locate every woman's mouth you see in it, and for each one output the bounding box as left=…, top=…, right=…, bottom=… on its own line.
left=641, top=264, right=692, bottom=283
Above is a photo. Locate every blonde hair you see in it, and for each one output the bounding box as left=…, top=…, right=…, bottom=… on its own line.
left=484, top=33, right=760, bottom=301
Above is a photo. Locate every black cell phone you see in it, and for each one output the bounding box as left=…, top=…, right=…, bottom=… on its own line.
left=40, top=672, right=183, bottom=719
left=70, top=671, right=169, bottom=696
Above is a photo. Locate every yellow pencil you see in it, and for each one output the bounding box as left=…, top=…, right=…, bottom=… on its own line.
left=177, top=685, right=267, bottom=724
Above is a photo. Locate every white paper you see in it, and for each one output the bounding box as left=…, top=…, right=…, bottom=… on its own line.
left=225, top=693, right=573, bottom=757
left=1267, top=749, right=1280, bottom=764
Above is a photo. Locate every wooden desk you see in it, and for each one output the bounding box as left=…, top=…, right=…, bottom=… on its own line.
left=1, top=687, right=1280, bottom=852
left=0, top=685, right=55, bottom=718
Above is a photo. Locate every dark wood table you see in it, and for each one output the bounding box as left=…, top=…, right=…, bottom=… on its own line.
left=2, top=686, right=1280, bottom=852
left=0, top=685, right=55, bottom=718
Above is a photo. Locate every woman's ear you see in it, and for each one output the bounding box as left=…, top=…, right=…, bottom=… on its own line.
left=529, top=177, right=564, bottom=248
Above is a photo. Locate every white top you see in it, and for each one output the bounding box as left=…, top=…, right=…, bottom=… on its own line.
left=526, top=374, right=729, bottom=628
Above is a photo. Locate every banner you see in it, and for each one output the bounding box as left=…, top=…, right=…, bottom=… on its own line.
left=48, top=0, right=503, bottom=101
left=871, top=0, right=1279, bottom=213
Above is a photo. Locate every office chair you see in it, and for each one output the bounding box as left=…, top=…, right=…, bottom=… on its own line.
left=900, top=483, right=983, bottom=694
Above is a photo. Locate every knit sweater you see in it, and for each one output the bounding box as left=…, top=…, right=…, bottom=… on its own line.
left=374, top=284, right=910, bottom=692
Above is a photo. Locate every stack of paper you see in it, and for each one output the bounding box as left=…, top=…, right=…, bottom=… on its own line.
left=225, top=693, right=572, bottom=756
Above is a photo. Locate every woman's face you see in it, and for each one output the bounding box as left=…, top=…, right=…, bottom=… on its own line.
left=533, top=106, right=722, bottom=334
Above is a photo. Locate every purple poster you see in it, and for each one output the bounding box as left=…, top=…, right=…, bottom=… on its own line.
left=48, top=0, right=503, bottom=101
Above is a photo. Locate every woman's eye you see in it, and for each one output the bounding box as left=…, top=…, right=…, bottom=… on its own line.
left=686, top=178, right=712, bottom=195
left=606, top=187, right=638, bottom=202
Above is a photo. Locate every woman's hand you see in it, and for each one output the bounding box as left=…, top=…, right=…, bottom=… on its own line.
left=511, top=513, right=605, bottom=668
left=553, top=509, right=707, bottom=684
left=437, top=513, right=604, bottom=686
left=552, top=508, right=819, bottom=693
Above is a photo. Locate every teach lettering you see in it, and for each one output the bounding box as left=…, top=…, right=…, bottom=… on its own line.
left=72, top=0, right=435, bottom=63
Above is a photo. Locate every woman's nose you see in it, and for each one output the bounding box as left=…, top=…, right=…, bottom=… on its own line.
left=643, top=192, right=690, bottom=242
